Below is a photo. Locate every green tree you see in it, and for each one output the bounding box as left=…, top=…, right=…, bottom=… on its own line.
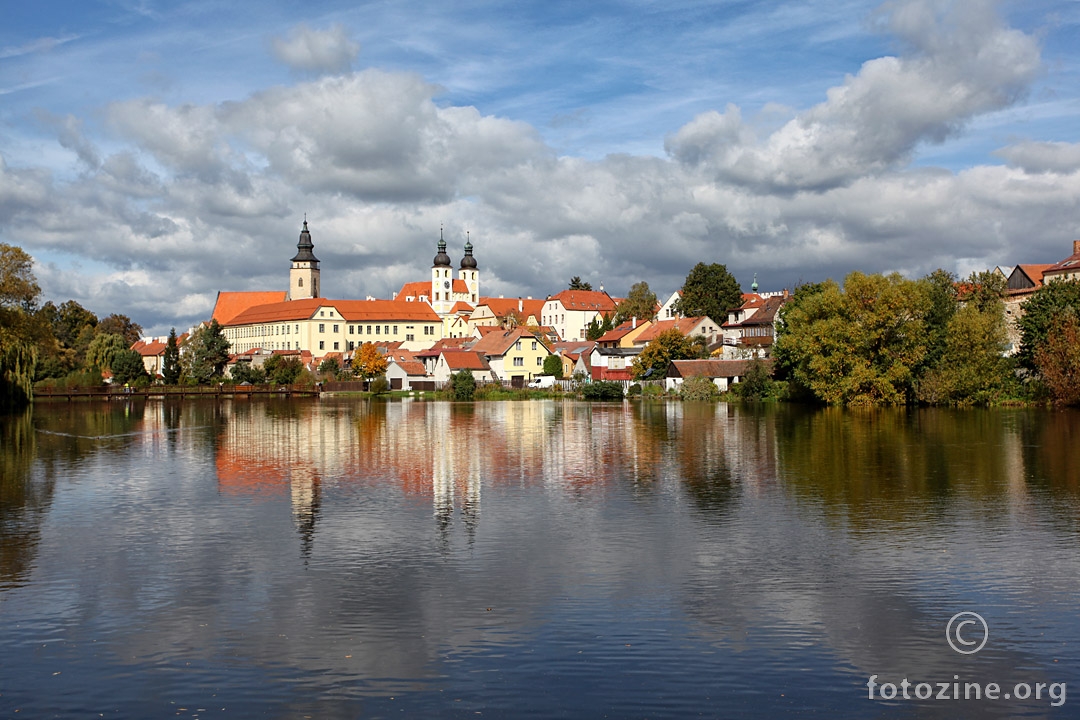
left=735, top=357, right=775, bottom=401
left=614, top=281, right=658, bottom=325
left=162, top=328, right=181, bottom=384
left=773, top=273, right=931, bottom=406
left=111, top=349, right=149, bottom=385
left=230, top=361, right=266, bottom=385
left=585, top=313, right=614, bottom=341
left=85, top=333, right=128, bottom=372
left=542, top=353, right=564, bottom=378
left=183, top=320, right=231, bottom=384
left=631, top=328, right=695, bottom=380
left=0, top=244, right=42, bottom=407
left=0, top=243, right=41, bottom=311
left=916, top=303, right=1012, bottom=406
left=451, top=369, right=476, bottom=400
left=369, top=375, right=391, bottom=395
left=318, top=356, right=341, bottom=376
left=581, top=380, right=624, bottom=400
left=675, top=262, right=742, bottom=326
left=1017, top=279, right=1080, bottom=372
left=921, top=269, right=959, bottom=371
left=569, top=276, right=593, bottom=291
left=262, top=354, right=304, bottom=385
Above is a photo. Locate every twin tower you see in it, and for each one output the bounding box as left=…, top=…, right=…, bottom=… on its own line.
left=286, top=221, right=480, bottom=315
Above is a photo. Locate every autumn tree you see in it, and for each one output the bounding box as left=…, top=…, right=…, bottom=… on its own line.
left=96, top=314, right=143, bottom=346
left=162, top=328, right=181, bottom=384
left=353, top=342, right=388, bottom=380
left=1033, top=310, right=1080, bottom=405
left=0, top=243, right=41, bottom=311
left=569, top=276, right=593, bottom=291
left=614, top=281, right=658, bottom=325
left=0, top=244, right=41, bottom=407
left=631, top=328, right=696, bottom=380
left=675, top=262, right=742, bottom=326
left=1017, top=279, right=1080, bottom=372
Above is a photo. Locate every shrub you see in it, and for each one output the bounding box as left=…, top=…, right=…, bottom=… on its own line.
left=369, top=375, right=391, bottom=395
left=680, top=375, right=720, bottom=401
left=451, top=369, right=476, bottom=401
left=582, top=380, right=624, bottom=400
left=736, top=357, right=775, bottom=401
left=627, top=383, right=642, bottom=397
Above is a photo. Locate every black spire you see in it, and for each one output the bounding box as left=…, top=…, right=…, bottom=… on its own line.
left=432, top=226, right=451, bottom=267
left=291, top=219, right=319, bottom=264
left=460, top=230, right=477, bottom=270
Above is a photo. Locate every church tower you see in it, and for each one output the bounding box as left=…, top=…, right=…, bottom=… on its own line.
left=431, top=228, right=453, bottom=314
left=289, top=219, right=320, bottom=301
left=459, top=233, right=479, bottom=305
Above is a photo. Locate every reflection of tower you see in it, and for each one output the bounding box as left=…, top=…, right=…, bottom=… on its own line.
left=291, top=467, right=321, bottom=558
left=433, top=434, right=454, bottom=542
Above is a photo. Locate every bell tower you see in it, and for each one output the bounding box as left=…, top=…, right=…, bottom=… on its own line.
left=459, top=233, right=479, bottom=305
left=431, top=227, right=453, bottom=314
left=289, top=218, right=320, bottom=301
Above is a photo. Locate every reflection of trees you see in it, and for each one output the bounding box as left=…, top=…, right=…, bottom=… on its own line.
left=33, top=401, right=149, bottom=467
left=1020, top=409, right=1080, bottom=493
left=774, top=407, right=1024, bottom=525
left=0, top=409, right=54, bottom=589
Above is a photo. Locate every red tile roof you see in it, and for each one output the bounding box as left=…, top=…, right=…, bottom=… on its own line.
left=471, top=327, right=541, bottom=357
left=476, top=297, right=545, bottom=319
left=212, top=291, right=288, bottom=325
left=225, top=298, right=441, bottom=326
left=633, top=317, right=709, bottom=344
left=389, top=359, right=429, bottom=376
left=441, top=350, right=491, bottom=371
left=668, top=359, right=771, bottom=379
left=549, top=290, right=618, bottom=312
left=398, top=279, right=470, bottom=300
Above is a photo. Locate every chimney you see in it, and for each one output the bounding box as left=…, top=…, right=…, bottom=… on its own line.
left=1074, top=239, right=1080, bottom=256
left=518, top=299, right=523, bottom=312
left=632, top=317, right=637, bottom=329
left=392, top=291, right=397, bottom=300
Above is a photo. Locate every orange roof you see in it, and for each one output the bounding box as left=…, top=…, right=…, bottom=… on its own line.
left=389, top=359, right=428, bottom=376
left=548, top=290, right=618, bottom=313
left=634, top=317, right=709, bottom=344
left=225, top=298, right=441, bottom=326
left=131, top=339, right=166, bottom=356
left=441, top=350, right=491, bottom=371
left=450, top=301, right=474, bottom=314
left=453, top=278, right=468, bottom=294
left=476, top=297, right=545, bottom=319
left=212, top=291, right=288, bottom=325
left=1017, top=264, right=1054, bottom=287
left=397, top=279, right=471, bottom=300
left=471, top=327, right=542, bottom=357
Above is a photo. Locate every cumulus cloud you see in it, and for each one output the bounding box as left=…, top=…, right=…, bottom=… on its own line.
left=666, top=0, right=1040, bottom=191
left=271, top=23, right=359, bottom=74
left=3, top=0, right=1076, bottom=337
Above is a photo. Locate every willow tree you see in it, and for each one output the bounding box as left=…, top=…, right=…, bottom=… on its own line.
left=1, top=244, right=41, bottom=409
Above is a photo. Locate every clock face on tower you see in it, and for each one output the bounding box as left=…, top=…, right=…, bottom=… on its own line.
left=444, top=280, right=451, bottom=289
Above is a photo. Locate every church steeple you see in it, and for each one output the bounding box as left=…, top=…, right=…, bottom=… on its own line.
left=289, top=217, right=321, bottom=300
left=432, top=227, right=451, bottom=267
left=460, top=231, right=477, bottom=270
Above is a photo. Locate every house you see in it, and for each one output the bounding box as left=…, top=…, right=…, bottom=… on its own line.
left=1006, top=264, right=1054, bottom=294
left=1042, top=241, right=1080, bottom=284
left=631, top=316, right=719, bottom=348
left=553, top=340, right=596, bottom=378
left=469, top=327, right=552, bottom=385
left=657, top=291, right=683, bottom=321
left=414, top=337, right=475, bottom=374
left=212, top=291, right=289, bottom=325
left=468, top=297, right=545, bottom=331
left=589, top=346, right=640, bottom=382
left=595, top=319, right=652, bottom=348
left=720, top=294, right=788, bottom=358
left=665, top=358, right=772, bottom=392
left=385, top=357, right=432, bottom=391
left=131, top=337, right=167, bottom=377
left=541, top=289, right=619, bottom=341
left=433, top=350, right=495, bottom=384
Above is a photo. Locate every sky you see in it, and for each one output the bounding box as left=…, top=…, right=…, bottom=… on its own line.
left=1, top=0, right=1079, bottom=336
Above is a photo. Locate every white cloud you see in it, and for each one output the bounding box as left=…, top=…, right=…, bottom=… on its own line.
left=994, top=140, right=1080, bottom=174
left=271, top=23, right=359, bottom=74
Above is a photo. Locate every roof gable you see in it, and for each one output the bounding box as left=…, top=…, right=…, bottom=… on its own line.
left=549, top=290, right=618, bottom=313
left=213, top=291, right=288, bottom=325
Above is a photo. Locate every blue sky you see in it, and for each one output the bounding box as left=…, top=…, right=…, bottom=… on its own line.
left=2, top=0, right=1079, bottom=335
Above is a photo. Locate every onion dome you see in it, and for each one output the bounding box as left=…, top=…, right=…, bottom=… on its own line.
left=291, top=219, right=319, bottom=263
left=460, top=233, right=477, bottom=270
left=433, top=227, right=451, bottom=267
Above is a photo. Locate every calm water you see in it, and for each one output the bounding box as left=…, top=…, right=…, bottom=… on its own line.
left=2, top=399, right=1080, bottom=719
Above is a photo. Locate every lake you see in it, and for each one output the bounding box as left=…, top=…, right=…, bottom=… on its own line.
left=2, top=398, right=1079, bottom=718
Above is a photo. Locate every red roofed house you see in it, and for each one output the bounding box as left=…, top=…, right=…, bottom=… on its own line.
left=131, top=335, right=187, bottom=377
left=541, top=289, right=619, bottom=342
left=469, top=297, right=545, bottom=331
left=469, top=327, right=552, bottom=385
left=595, top=318, right=652, bottom=348
left=665, top=359, right=772, bottom=392
left=433, top=350, right=495, bottom=384
left=631, top=316, right=719, bottom=348
left=1043, top=241, right=1080, bottom=284
left=720, top=294, right=788, bottom=358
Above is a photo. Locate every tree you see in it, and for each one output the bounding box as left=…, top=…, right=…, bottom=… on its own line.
left=585, top=313, right=614, bottom=341
left=1017, top=279, right=1080, bottom=372
left=318, top=356, right=341, bottom=376
left=569, top=276, right=593, bottom=291
left=735, top=357, right=775, bottom=401
left=581, top=380, right=624, bottom=400
left=614, top=281, right=658, bottom=325
left=111, top=349, right=149, bottom=386
left=450, top=369, right=476, bottom=400
left=1033, top=310, right=1080, bottom=405
left=230, top=361, right=266, bottom=385
left=0, top=243, right=41, bottom=311
left=353, top=342, right=388, bottom=380
left=263, top=354, right=303, bottom=385
left=773, top=273, right=931, bottom=406
left=542, top=353, right=564, bottom=378
left=631, top=328, right=695, bottom=380
left=162, top=328, right=181, bottom=384
left=96, top=314, right=143, bottom=346
left=675, top=262, right=742, bottom=326
left=85, top=333, right=129, bottom=372
left=183, top=320, right=231, bottom=384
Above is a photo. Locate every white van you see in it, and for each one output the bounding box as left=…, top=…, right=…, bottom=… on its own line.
left=528, top=375, right=557, bottom=389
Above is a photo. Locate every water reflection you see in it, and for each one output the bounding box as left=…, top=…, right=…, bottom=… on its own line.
left=4, top=399, right=1080, bottom=718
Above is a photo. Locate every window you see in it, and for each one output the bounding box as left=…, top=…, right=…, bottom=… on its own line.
left=406, top=334, right=415, bottom=342
left=298, top=278, right=303, bottom=287
left=367, top=325, right=372, bottom=334
left=319, top=341, right=325, bottom=350
left=393, top=326, right=398, bottom=335
left=348, top=342, right=354, bottom=351
left=513, top=357, right=524, bottom=367
left=320, top=311, right=324, bottom=317
left=537, top=357, right=543, bottom=366
left=349, top=325, right=354, bottom=334
left=531, top=341, right=537, bottom=350
left=295, top=324, right=299, bottom=333
left=376, top=326, right=380, bottom=335
left=334, top=342, right=339, bottom=350
left=384, top=326, right=390, bottom=335
left=515, top=341, right=522, bottom=350
left=333, top=324, right=339, bottom=333
left=319, top=323, right=325, bottom=333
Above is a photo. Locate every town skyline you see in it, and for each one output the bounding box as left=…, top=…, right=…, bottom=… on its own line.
left=2, top=0, right=1079, bottom=337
